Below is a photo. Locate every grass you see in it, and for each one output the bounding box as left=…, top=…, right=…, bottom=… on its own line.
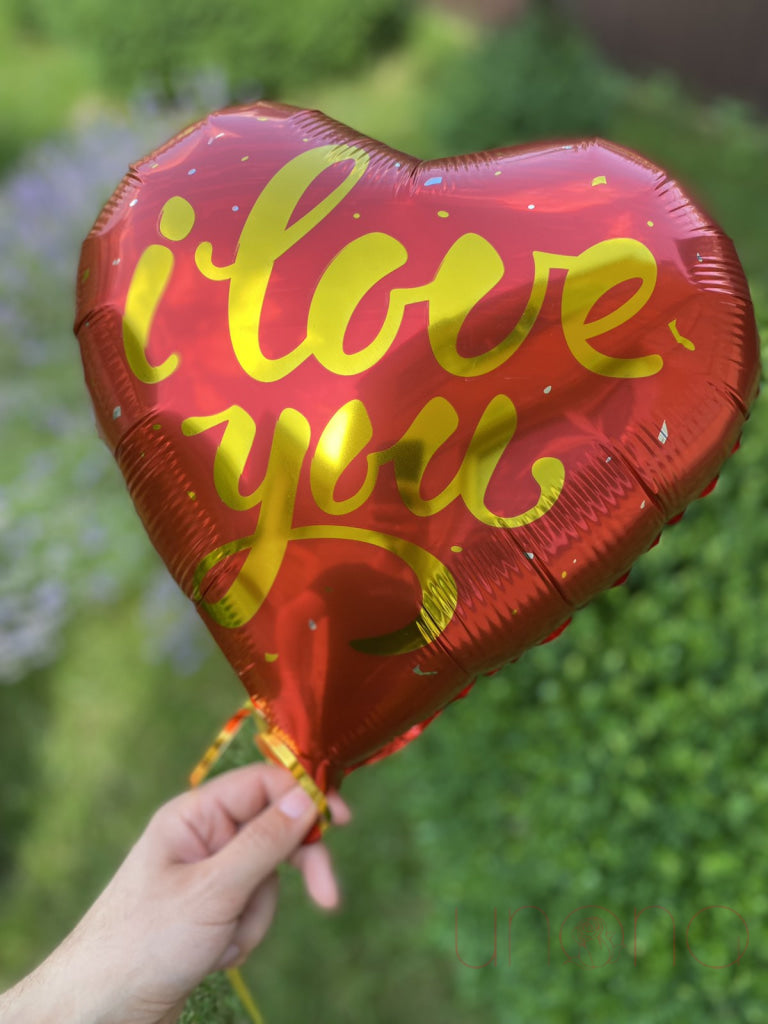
left=0, top=30, right=101, bottom=170
left=0, top=590, right=237, bottom=980
left=284, top=7, right=477, bottom=157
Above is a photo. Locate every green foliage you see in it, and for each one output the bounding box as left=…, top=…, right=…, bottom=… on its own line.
left=384, top=366, right=768, bottom=1017
left=0, top=32, right=100, bottom=171
left=179, top=971, right=243, bottom=1024
left=425, top=4, right=624, bottom=154
left=0, top=0, right=413, bottom=173
left=13, top=0, right=414, bottom=101
left=611, top=75, right=768, bottom=292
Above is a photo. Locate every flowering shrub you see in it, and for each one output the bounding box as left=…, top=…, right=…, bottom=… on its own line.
left=0, top=110, right=211, bottom=685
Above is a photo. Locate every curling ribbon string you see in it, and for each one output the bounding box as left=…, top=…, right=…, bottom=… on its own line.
left=189, top=701, right=254, bottom=787
left=225, top=967, right=266, bottom=1024
left=188, top=698, right=332, bottom=1023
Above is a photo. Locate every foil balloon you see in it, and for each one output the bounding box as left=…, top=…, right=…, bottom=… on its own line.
left=75, top=102, right=760, bottom=792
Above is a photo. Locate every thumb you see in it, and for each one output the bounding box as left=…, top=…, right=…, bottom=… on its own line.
left=211, top=784, right=319, bottom=899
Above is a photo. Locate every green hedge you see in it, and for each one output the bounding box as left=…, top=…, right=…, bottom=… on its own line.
left=426, top=4, right=623, bottom=153
left=12, top=0, right=414, bottom=101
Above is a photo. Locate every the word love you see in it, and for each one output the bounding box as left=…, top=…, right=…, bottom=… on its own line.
left=120, top=141, right=665, bottom=648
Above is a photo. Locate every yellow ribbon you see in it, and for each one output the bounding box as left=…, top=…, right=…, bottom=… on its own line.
left=188, top=699, right=332, bottom=1023
left=225, top=967, right=266, bottom=1024
left=252, top=717, right=331, bottom=835
left=188, top=701, right=254, bottom=788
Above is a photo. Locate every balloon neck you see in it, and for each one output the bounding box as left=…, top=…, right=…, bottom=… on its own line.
left=189, top=698, right=332, bottom=836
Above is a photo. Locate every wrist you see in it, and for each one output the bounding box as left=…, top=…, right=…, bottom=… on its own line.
left=0, top=958, right=104, bottom=1024
left=0, top=934, right=131, bottom=1024
left=0, top=954, right=183, bottom=1024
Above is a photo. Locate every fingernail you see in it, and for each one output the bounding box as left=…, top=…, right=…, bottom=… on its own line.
left=319, top=878, right=340, bottom=911
left=278, top=785, right=315, bottom=819
left=331, top=795, right=352, bottom=825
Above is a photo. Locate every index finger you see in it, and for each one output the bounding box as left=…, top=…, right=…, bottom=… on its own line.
left=191, top=763, right=351, bottom=827
left=187, top=762, right=297, bottom=824
left=152, top=762, right=299, bottom=861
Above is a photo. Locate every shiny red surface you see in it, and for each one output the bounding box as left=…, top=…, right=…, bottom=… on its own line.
left=75, top=103, right=760, bottom=791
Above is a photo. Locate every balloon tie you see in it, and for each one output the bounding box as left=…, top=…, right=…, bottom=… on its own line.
left=252, top=714, right=331, bottom=834
left=190, top=698, right=331, bottom=832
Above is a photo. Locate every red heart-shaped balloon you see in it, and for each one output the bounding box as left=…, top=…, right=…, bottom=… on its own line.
left=75, top=102, right=759, bottom=791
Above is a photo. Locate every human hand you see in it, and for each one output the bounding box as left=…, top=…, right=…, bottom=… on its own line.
left=0, top=763, right=350, bottom=1024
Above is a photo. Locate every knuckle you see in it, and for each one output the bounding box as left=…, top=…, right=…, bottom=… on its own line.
left=239, top=806, right=299, bottom=867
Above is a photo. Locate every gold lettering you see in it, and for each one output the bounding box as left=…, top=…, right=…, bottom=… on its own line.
left=185, top=401, right=457, bottom=653
left=195, top=144, right=370, bottom=381
left=184, top=391, right=564, bottom=651
left=313, top=392, right=566, bottom=528
left=385, top=397, right=460, bottom=515
left=122, top=196, right=194, bottom=383
left=305, top=232, right=408, bottom=375
left=311, top=400, right=378, bottom=515
left=557, top=238, right=662, bottom=378
left=122, top=148, right=671, bottom=664
left=427, top=234, right=548, bottom=377
left=190, top=406, right=312, bottom=628
left=192, top=143, right=662, bottom=383
left=182, top=405, right=310, bottom=513
left=428, top=238, right=661, bottom=380
left=457, top=396, right=565, bottom=527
